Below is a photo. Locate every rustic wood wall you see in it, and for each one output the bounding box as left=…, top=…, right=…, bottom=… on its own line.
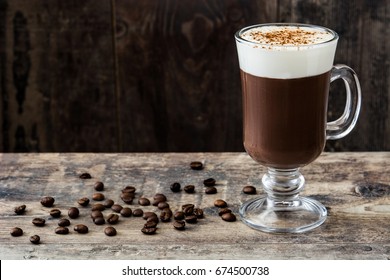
left=0, top=0, right=388, bottom=152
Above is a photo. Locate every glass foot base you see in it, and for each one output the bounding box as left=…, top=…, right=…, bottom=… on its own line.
left=239, top=196, right=327, bottom=233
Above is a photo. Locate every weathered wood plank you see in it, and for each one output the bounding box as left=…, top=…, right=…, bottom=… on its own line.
left=0, top=152, right=389, bottom=259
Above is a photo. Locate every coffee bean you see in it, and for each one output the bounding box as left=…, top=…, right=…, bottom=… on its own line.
left=203, top=178, right=216, bottom=187
left=107, top=213, right=119, bottom=224
left=120, top=207, right=132, bottom=217
left=10, top=227, right=23, bottom=237
left=58, top=218, right=71, bottom=227
left=152, top=195, right=167, bottom=206
left=143, top=211, right=158, bottom=220
left=79, top=172, right=92, bottom=179
left=160, top=208, right=172, bottom=222
left=170, top=182, right=181, bottom=192
left=153, top=193, right=167, bottom=201
left=55, top=226, right=69, bottom=234
left=40, top=196, right=55, bottom=207
left=122, top=186, right=136, bottom=193
left=74, top=224, right=88, bottom=234
left=143, top=221, right=158, bottom=228
left=243, top=185, right=257, bottom=194
left=111, top=204, right=123, bottom=213
left=91, top=210, right=103, bottom=220
left=120, top=192, right=134, bottom=204
left=147, top=215, right=159, bottom=223
left=141, top=227, right=157, bottom=235
left=157, top=201, right=170, bottom=210
left=29, top=235, right=40, bottom=244
left=218, top=208, right=232, bottom=216
left=174, top=211, right=185, bottom=220
left=94, top=181, right=104, bottom=191
left=173, top=220, right=186, bottom=230
left=184, top=185, right=195, bottom=193
left=68, top=207, right=80, bottom=219
left=103, top=199, right=114, bottom=208
left=182, top=204, right=195, bottom=216
left=32, top=217, right=46, bottom=227
left=190, top=161, right=203, bottom=170
left=14, top=205, right=26, bottom=215
left=185, top=215, right=198, bottom=224
left=78, top=197, right=90, bottom=207
left=104, top=226, right=117, bottom=236
left=92, top=193, right=105, bottom=201
left=194, top=208, right=204, bottom=219
left=221, top=212, right=236, bottom=222
left=214, top=199, right=227, bottom=208
left=205, top=186, right=217, bottom=194
left=93, top=217, right=105, bottom=225
left=132, top=208, right=144, bottom=217
left=49, top=208, right=61, bottom=218
left=91, top=203, right=106, bottom=211
left=138, top=197, right=150, bottom=206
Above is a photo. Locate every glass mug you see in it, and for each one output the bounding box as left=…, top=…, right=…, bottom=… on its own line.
left=235, top=23, right=361, bottom=233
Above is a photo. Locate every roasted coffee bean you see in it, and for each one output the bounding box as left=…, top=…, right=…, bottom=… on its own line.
left=174, top=211, right=185, bottom=220
left=49, top=208, right=61, bottom=218
left=157, top=201, right=170, bottom=210
left=143, top=211, right=158, bottom=220
left=79, top=172, right=92, bottom=179
left=221, top=212, right=236, bottom=222
left=104, top=226, right=117, bottom=236
left=147, top=215, right=159, bottom=223
left=194, top=208, right=204, bottom=219
left=103, top=199, right=114, bottom=208
left=10, top=227, right=23, bottom=237
left=122, top=186, right=136, bottom=193
left=107, top=213, right=119, bottom=224
left=14, top=205, right=26, bottom=215
left=170, top=182, right=181, bottom=192
left=92, top=193, right=105, bottom=201
left=138, top=197, right=150, bottom=206
left=74, top=224, right=89, bottom=234
left=68, top=207, right=80, bottom=219
left=214, top=199, right=227, bottom=208
left=94, top=181, right=104, bottom=191
left=143, top=221, right=158, bottom=228
left=29, top=235, right=40, bottom=244
left=111, top=204, right=123, bottom=213
left=120, top=192, right=134, bottom=204
left=141, top=227, right=157, bottom=235
left=190, top=161, right=203, bottom=170
left=182, top=204, right=195, bottom=216
left=55, top=226, right=69, bottom=234
left=91, top=210, right=103, bottom=219
left=173, top=220, right=186, bottom=230
left=40, top=196, right=55, bottom=207
left=185, top=215, right=198, bottom=224
left=184, top=185, right=195, bottom=193
left=120, top=207, right=132, bottom=217
left=203, top=178, right=216, bottom=187
left=242, top=185, right=257, bottom=194
left=218, top=208, right=232, bottom=216
left=153, top=193, right=167, bottom=201
left=93, top=217, right=105, bottom=225
left=78, top=197, right=90, bottom=207
left=32, top=217, right=46, bottom=227
left=91, top=203, right=106, bottom=211
left=205, top=186, right=217, bottom=194
left=160, top=208, right=172, bottom=222
left=152, top=195, right=167, bottom=206
left=58, top=218, right=71, bottom=227
left=132, top=208, right=144, bottom=217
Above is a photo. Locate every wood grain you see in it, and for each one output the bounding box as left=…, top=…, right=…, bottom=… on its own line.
left=0, top=152, right=389, bottom=259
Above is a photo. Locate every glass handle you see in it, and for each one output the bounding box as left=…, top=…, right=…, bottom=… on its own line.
left=326, top=64, right=362, bottom=140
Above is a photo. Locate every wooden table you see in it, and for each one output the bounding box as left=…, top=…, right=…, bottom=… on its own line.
left=0, top=152, right=389, bottom=260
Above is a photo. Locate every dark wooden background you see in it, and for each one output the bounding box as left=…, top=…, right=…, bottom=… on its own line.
left=0, top=0, right=388, bottom=153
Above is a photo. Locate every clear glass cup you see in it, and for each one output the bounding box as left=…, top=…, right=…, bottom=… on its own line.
left=235, top=23, right=361, bottom=233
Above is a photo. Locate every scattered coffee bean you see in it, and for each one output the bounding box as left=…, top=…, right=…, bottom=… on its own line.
left=68, top=207, right=80, bottom=219
left=203, top=178, right=216, bottom=187
left=141, top=227, right=157, bottom=235
left=143, top=211, right=158, bottom=220
left=55, top=226, right=69, bottom=234
left=74, top=224, right=88, bottom=234
left=49, top=208, right=61, bottom=218
left=170, top=182, right=181, bottom=192
left=184, top=185, right=195, bottom=193
left=182, top=204, right=195, bottom=216
left=14, top=205, right=26, bottom=215
left=103, top=199, right=114, bottom=208
left=143, top=221, right=158, bottom=228
left=29, top=235, right=40, bottom=244
left=91, top=210, right=104, bottom=220
left=160, top=208, right=173, bottom=222
left=173, top=220, right=186, bottom=230
left=92, top=193, right=105, bottom=201
left=174, top=211, right=185, bottom=220
left=147, top=215, right=159, bottom=223
left=122, top=186, right=136, bottom=193
left=138, top=197, right=150, bottom=206
left=205, top=186, right=217, bottom=194
left=153, top=193, right=167, bottom=201
left=104, top=226, right=117, bottom=236
left=221, top=212, right=236, bottom=222
left=120, top=192, right=134, bottom=204
left=58, top=218, right=71, bottom=227
left=91, top=203, right=106, bottom=211
left=190, top=161, right=203, bottom=170
left=214, top=199, right=227, bottom=208
left=79, top=172, right=92, bottom=179
left=40, top=196, right=55, bottom=207
left=78, top=197, right=90, bottom=207
left=194, top=208, right=204, bottom=219
left=185, top=215, right=198, bottom=224
left=157, top=201, right=170, bottom=210
left=32, top=217, right=46, bottom=227
left=94, top=181, right=104, bottom=191
left=111, top=204, right=123, bottom=213
left=132, top=208, right=144, bottom=217
left=107, top=213, right=119, bottom=224
left=242, top=185, right=256, bottom=194
left=218, top=208, right=232, bottom=216
left=93, top=217, right=105, bottom=225
left=120, top=207, right=132, bottom=217
left=10, top=227, right=23, bottom=237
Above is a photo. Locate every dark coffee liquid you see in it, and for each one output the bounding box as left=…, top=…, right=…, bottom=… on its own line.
left=241, top=71, right=331, bottom=169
